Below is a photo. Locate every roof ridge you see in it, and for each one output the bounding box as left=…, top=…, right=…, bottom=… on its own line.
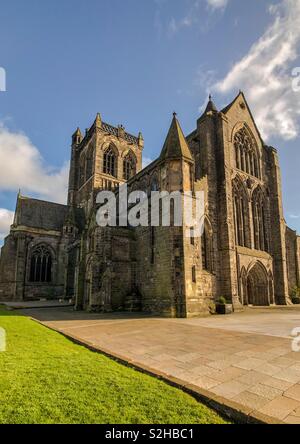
left=18, top=195, right=68, bottom=207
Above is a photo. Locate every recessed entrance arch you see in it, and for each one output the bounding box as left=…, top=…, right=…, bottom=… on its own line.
left=246, top=262, right=269, bottom=306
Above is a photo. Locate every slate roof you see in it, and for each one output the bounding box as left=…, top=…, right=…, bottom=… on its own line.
left=204, top=96, right=218, bottom=113
left=160, top=114, right=193, bottom=162
left=14, top=196, right=85, bottom=232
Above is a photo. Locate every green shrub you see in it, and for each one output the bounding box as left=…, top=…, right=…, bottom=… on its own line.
left=218, top=297, right=227, bottom=305
left=290, top=286, right=300, bottom=298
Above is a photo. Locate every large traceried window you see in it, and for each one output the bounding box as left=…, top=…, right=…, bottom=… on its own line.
left=252, top=187, right=269, bottom=252
left=234, top=127, right=260, bottom=178
left=201, top=219, right=213, bottom=273
left=233, top=177, right=251, bottom=248
left=123, top=151, right=136, bottom=180
left=151, top=177, right=159, bottom=192
left=29, top=245, right=52, bottom=283
left=103, top=145, right=117, bottom=177
left=234, top=195, right=247, bottom=247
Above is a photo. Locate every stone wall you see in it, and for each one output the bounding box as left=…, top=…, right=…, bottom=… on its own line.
left=0, top=228, right=68, bottom=301
left=0, top=234, right=17, bottom=300
left=267, top=148, right=290, bottom=303
left=111, top=228, right=134, bottom=310
left=286, top=226, right=300, bottom=293
left=136, top=225, right=181, bottom=317
left=1, top=95, right=297, bottom=314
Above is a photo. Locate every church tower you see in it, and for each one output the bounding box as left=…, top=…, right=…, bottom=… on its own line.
left=67, top=114, right=144, bottom=212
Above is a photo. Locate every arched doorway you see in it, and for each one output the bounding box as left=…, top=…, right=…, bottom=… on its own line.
left=246, top=262, right=269, bottom=306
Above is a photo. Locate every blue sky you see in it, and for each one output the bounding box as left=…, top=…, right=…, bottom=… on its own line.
left=0, top=0, right=299, bottom=241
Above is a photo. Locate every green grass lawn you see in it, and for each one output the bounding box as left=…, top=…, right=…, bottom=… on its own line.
left=0, top=307, right=229, bottom=424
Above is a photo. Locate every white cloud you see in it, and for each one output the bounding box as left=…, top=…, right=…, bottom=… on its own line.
left=289, top=214, right=300, bottom=219
left=0, top=209, right=14, bottom=241
left=0, top=123, right=68, bottom=242
left=206, top=0, right=228, bottom=10
left=212, top=0, right=300, bottom=141
left=0, top=123, right=69, bottom=204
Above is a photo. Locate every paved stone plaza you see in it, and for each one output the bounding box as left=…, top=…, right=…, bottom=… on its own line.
left=23, top=306, right=300, bottom=424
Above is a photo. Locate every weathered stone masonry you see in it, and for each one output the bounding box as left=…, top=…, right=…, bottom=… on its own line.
left=0, top=92, right=299, bottom=317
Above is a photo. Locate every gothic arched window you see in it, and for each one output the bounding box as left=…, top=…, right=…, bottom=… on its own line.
left=233, top=178, right=251, bottom=248
left=201, top=220, right=213, bottom=272
left=29, top=245, right=52, bottom=283
left=103, top=145, right=117, bottom=177
left=234, top=127, right=260, bottom=179
left=123, top=152, right=136, bottom=180
left=151, top=179, right=159, bottom=192
left=252, top=187, right=269, bottom=252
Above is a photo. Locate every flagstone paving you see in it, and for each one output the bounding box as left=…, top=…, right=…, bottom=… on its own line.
left=22, top=306, right=300, bottom=424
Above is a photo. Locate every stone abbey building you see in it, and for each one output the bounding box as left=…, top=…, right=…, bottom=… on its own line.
left=0, top=92, right=299, bottom=317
